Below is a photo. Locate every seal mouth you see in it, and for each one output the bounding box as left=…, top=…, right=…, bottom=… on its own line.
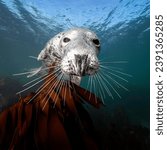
left=61, top=63, right=99, bottom=77
left=61, top=70, right=86, bottom=77
left=60, top=53, right=99, bottom=78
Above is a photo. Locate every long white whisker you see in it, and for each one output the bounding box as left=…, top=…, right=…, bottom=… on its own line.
left=99, top=65, right=124, bottom=71
left=23, top=74, right=47, bottom=87
left=84, top=76, right=91, bottom=94
left=42, top=76, right=61, bottom=110
left=101, top=71, right=129, bottom=91
left=99, top=61, right=128, bottom=64
left=35, top=70, right=61, bottom=95
left=55, top=77, right=64, bottom=101
left=13, top=65, right=59, bottom=76
left=26, top=70, right=62, bottom=104
left=100, top=68, right=128, bottom=82
left=16, top=69, right=58, bottom=95
left=29, top=56, right=38, bottom=59
left=98, top=72, right=121, bottom=99
left=109, top=69, right=133, bottom=77
left=94, top=73, right=106, bottom=100
left=13, top=70, right=40, bottom=76
left=63, top=82, right=67, bottom=106
left=100, top=65, right=132, bottom=77
left=94, top=74, right=105, bottom=104
left=96, top=73, right=114, bottom=99
left=89, top=76, right=93, bottom=100
left=70, top=80, right=80, bottom=100
left=92, top=75, right=97, bottom=103
left=53, top=74, right=64, bottom=108
left=23, top=68, right=60, bottom=87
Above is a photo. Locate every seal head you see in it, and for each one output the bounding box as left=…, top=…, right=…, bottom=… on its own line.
left=38, top=28, right=100, bottom=84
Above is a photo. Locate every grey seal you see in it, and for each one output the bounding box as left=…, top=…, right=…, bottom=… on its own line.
left=37, top=28, right=100, bottom=85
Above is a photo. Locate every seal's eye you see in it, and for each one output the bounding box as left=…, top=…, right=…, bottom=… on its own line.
left=63, top=37, right=70, bottom=43
left=92, top=39, right=100, bottom=47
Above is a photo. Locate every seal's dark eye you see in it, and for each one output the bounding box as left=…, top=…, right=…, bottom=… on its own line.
left=63, top=37, right=70, bottom=43
left=92, top=39, right=100, bottom=46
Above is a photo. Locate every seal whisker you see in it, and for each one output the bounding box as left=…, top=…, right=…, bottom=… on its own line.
left=94, top=74, right=105, bottom=104
left=42, top=74, right=61, bottom=103
left=88, top=76, right=93, bottom=100
left=60, top=81, right=66, bottom=106
left=35, top=69, right=61, bottom=94
left=42, top=75, right=62, bottom=110
left=27, top=70, right=62, bottom=104
left=23, top=75, right=46, bottom=87
left=84, top=76, right=91, bottom=94
left=16, top=67, right=61, bottom=95
left=100, top=71, right=129, bottom=91
left=13, top=68, right=41, bottom=76
left=94, top=73, right=106, bottom=100
left=42, top=79, right=58, bottom=109
left=69, top=79, right=83, bottom=102
left=63, top=82, right=67, bottom=106
left=100, top=67, right=129, bottom=82
left=13, top=65, right=58, bottom=77
left=99, top=65, right=124, bottom=71
left=95, top=74, right=105, bottom=100
left=23, top=68, right=61, bottom=87
left=29, top=56, right=38, bottom=59
left=99, top=61, right=128, bottom=64
left=92, top=75, right=98, bottom=103
left=53, top=74, right=64, bottom=108
left=16, top=71, right=55, bottom=95
left=54, top=75, right=64, bottom=105
left=96, top=73, right=114, bottom=99
left=98, top=72, right=122, bottom=99
left=100, top=65, right=132, bottom=78
left=109, top=69, right=132, bottom=78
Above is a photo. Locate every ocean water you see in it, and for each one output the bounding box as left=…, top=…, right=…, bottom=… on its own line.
left=0, top=0, right=149, bottom=130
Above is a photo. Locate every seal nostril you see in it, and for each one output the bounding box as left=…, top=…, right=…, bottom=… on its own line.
left=83, top=54, right=88, bottom=61
left=78, top=59, right=82, bottom=64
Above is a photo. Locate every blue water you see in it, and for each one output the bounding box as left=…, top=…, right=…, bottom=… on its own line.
left=0, top=0, right=150, bottom=127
